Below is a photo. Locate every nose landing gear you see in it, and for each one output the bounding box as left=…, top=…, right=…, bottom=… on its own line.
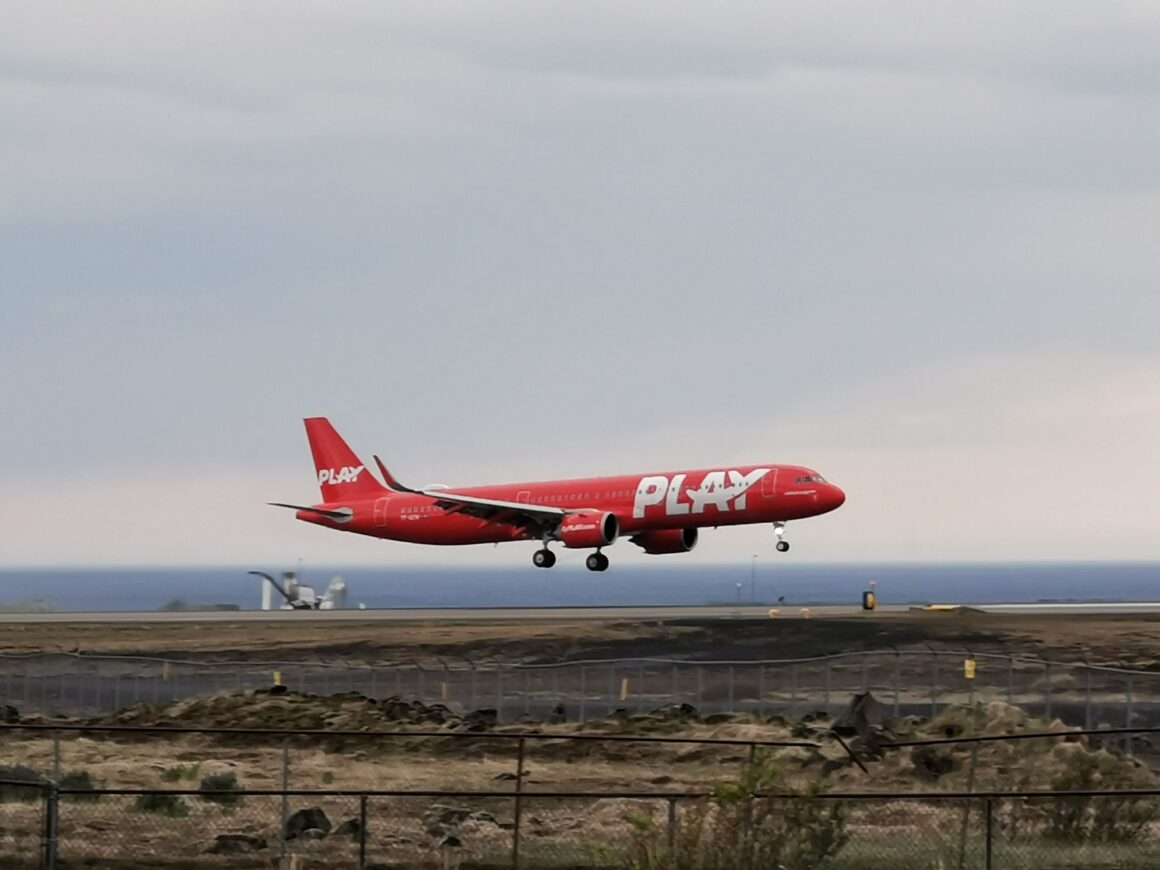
left=774, top=522, right=790, bottom=553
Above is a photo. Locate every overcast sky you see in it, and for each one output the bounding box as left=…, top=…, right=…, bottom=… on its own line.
left=2, top=2, right=1158, bottom=567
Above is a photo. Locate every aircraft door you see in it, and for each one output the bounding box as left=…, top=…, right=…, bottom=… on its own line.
left=760, top=470, right=778, bottom=499
left=373, top=496, right=391, bottom=527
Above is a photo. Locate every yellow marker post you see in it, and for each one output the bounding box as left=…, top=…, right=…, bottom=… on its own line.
left=273, top=670, right=282, bottom=687
left=620, top=677, right=630, bottom=701
left=162, top=662, right=172, bottom=682
left=767, top=609, right=779, bottom=619
left=964, top=659, right=977, bottom=680
left=441, top=681, right=448, bottom=701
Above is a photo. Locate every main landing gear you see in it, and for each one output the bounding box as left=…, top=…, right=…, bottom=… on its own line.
left=585, top=551, right=610, bottom=572
left=774, top=522, right=790, bottom=553
left=532, top=548, right=610, bottom=571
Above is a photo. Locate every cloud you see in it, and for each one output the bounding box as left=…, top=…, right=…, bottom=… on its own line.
left=1, top=2, right=1158, bottom=565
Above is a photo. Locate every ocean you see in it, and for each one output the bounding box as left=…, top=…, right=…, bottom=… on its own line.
left=0, top=562, right=1157, bottom=612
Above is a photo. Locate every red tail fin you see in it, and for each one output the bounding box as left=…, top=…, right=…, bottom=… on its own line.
left=303, top=417, right=385, bottom=502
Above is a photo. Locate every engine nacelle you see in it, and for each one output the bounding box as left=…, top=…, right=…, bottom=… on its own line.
left=630, top=528, right=699, bottom=555
left=558, top=512, right=619, bottom=549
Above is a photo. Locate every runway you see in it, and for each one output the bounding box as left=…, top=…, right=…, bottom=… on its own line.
left=5, top=601, right=1160, bottom=623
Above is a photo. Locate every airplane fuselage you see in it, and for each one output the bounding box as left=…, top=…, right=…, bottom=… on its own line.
left=295, top=464, right=845, bottom=546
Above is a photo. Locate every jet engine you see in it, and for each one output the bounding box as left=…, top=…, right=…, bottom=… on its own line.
left=629, top=528, right=699, bottom=554
left=558, top=512, right=619, bottom=549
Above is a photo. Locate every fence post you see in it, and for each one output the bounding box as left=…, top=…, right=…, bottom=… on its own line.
left=956, top=742, right=980, bottom=870
left=512, top=736, right=527, bottom=869
left=728, top=666, right=735, bottom=713
left=1006, top=657, right=1014, bottom=706
left=1126, top=676, right=1134, bottom=755
left=824, top=659, right=831, bottom=712
left=579, top=666, right=587, bottom=722
left=790, top=663, right=798, bottom=718
left=696, top=667, right=703, bottom=708
left=985, top=797, right=994, bottom=870
left=358, top=794, right=368, bottom=869
left=637, top=664, right=645, bottom=715
left=497, top=665, right=505, bottom=723
left=523, top=669, right=531, bottom=717
left=893, top=654, right=901, bottom=717
left=608, top=666, right=615, bottom=715
left=743, top=744, right=757, bottom=870
left=1043, top=661, right=1052, bottom=720
left=671, top=664, right=678, bottom=707
left=1084, top=666, right=1093, bottom=730
left=43, top=781, right=59, bottom=870
left=861, top=654, right=869, bottom=693
left=758, top=666, right=765, bottom=719
left=280, top=740, right=290, bottom=858
left=930, top=655, right=938, bottom=719
left=370, top=666, right=377, bottom=700
left=666, top=797, right=677, bottom=858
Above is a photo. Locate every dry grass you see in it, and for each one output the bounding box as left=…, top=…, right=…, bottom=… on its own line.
left=5, top=694, right=1160, bottom=867
left=0, top=617, right=698, bottom=661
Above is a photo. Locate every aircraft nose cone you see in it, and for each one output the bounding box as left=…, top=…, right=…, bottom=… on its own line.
left=829, top=484, right=846, bottom=510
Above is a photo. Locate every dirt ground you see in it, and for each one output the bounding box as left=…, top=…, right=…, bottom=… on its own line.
left=5, top=611, right=1160, bottom=667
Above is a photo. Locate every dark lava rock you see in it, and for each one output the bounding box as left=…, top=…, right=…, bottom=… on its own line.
left=703, top=713, right=736, bottom=725
left=460, top=708, right=498, bottom=732
left=911, top=745, right=957, bottom=781
left=207, top=834, right=267, bottom=854
left=284, top=807, right=332, bottom=840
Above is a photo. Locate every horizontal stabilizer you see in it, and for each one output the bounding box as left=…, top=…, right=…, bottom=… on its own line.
left=268, top=502, right=354, bottom=522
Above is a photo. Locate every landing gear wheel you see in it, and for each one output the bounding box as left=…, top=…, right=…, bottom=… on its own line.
left=533, top=548, right=557, bottom=568
left=776, top=540, right=790, bottom=553
left=585, top=552, right=610, bottom=572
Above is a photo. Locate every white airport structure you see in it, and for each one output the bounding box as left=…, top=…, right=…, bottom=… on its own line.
left=252, top=571, right=357, bottom=611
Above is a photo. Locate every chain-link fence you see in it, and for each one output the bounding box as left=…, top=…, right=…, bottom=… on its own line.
left=7, top=782, right=1160, bottom=868
left=3, top=650, right=1160, bottom=728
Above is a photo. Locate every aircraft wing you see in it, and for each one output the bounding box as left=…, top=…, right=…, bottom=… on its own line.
left=374, top=456, right=566, bottom=530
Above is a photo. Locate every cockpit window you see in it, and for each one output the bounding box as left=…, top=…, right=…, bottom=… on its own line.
left=795, top=474, right=826, bottom=484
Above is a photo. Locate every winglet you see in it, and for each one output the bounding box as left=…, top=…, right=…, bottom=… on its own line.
left=374, top=455, right=418, bottom=494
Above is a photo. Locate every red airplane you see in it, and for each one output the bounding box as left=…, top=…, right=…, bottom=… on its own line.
left=272, top=418, right=846, bottom=572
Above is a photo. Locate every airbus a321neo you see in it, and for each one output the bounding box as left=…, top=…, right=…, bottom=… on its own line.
left=272, top=418, right=846, bottom=572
